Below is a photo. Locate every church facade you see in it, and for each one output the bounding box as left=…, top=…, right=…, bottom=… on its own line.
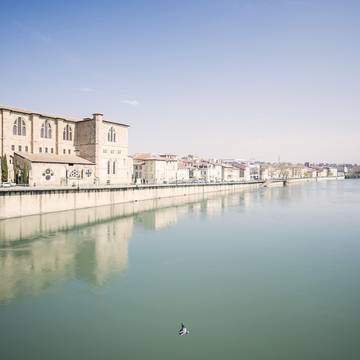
left=0, top=106, right=133, bottom=186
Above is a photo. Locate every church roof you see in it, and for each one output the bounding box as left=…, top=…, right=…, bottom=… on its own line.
left=0, top=105, right=129, bottom=127
left=14, top=152, right=95, bottom=165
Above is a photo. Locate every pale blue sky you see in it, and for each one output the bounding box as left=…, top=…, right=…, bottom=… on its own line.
left=0, top=0, right=359, bottom=163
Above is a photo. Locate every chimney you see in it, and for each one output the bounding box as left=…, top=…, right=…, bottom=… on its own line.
left=93, top=113, right=103, bottom=122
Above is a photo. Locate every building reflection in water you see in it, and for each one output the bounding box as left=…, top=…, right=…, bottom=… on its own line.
left=0, top=186, right=269, bottom=303
left=0, top=216, right=133, bottom=303
left=136, top=207, right=178, bottom=230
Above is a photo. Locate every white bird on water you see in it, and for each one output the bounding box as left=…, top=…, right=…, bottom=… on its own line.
left=178, top=323, right=189, bottom=336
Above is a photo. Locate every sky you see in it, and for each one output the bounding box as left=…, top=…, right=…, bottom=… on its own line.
left=0, top=0, right=359, bottom=163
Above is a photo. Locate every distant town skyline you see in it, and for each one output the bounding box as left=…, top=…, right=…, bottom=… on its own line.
left=1, top=0, right=359, bottom=163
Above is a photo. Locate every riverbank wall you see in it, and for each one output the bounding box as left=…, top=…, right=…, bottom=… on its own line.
left=0, top=181, right=264, bottom=220
left=286, top=175, right=345, bottom=184
left=0, top=177, right=345, bottom=220
left=0, top=189, right=258, bottom=241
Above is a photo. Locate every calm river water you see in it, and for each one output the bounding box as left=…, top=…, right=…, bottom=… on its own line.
left=1, top=180, right=360, bottom=360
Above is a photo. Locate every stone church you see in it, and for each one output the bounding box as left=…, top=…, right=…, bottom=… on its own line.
left=0, top=105, right=133, bottom=186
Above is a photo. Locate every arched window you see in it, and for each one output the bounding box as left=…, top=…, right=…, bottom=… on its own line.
left=108, top=127, right=116, bottom=142
left=22, top=120, right=26, bottom=136
left=47, top=122, right=52, bottom=138
left=113, top=161, right=116, bottom=174
left=41, top=120, right=52, bottom=139
left=13, top=117, right=26, bottom=136
left=107, top=160, right=111, bottom=175
left=63, top=124, right=73, bottom=141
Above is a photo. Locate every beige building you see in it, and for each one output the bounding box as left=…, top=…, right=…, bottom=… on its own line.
left=222, top=164, right=240, bottom=182
left=301, top=167, right=317, bottom=178
left=328, top=167, right=338, bottom=177
left=196, top=161, right=222, bottom=183
left=0, top=105, right=132, bottom=186
left=132, top=153, right=178, bottom=184
left=190, top=167, right=202, bottom=181
left=316, top=168, right=329, bottom=177
left=176, top=160, right=190, bottom=182
left=260, top=166, right=270, bottom=180
left=230, top=163, right=251, bottom=181
left=14, top=152, right=96, bottom=187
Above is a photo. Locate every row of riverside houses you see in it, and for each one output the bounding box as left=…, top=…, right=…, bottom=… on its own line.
left=0, top=105, right=343, bottom=187
left=131, top=154, right=343, bottom=185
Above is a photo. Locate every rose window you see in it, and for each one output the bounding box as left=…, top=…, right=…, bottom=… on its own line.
left=69, top=169, right=80, bottom=178
left=42, top=168, right=54, bottom=181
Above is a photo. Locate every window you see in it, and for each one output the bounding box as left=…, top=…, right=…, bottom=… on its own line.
left=107, top=160, right=111, bottom=175
left=113, top=161, right=116, bottom=174
left=68, top=149, right=71, bottom=154
left=13, top=117, right=26, bottom=136
left=108, top=127, right=116, bottom=142
left=11, top=145, right=15, bottom=151
left=45, top=147, right=48, bottom=153
left=40, top=120, right=52, bottom=138
left=51, top=148, right=54, bottom=153
left=63, top=124, right=73, bottom=141
left=25, top=146, right=28, bottom=152
left=39, top=147, right=42, bottom=153
left=63, top=149, right=66, bottom=154
left=18, top=145, right=22, bottom=151
left=69, top=169, right=80, bottom=178
left=42, top=168, right=54, bottom=181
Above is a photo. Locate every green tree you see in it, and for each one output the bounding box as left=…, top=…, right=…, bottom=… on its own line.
left=22, top=163, right=29, bottom=184
left=1, top=155, right=8, bottom=182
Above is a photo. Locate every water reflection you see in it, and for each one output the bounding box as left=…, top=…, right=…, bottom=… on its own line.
left=0, top=185, right=305, bottom=303
left=137, top=207, right=178, bottom=230
left=0, top=217, right=133, bottom=302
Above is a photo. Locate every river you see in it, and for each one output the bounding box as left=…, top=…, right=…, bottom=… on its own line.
left=1, top=180, right=359, bottom=360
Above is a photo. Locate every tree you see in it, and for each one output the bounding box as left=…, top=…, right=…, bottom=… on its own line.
left=22, top=163, right=29, bottom=185
left=1, top=155, right=8, bottom=182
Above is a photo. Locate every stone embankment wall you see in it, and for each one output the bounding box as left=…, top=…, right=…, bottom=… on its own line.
left=0, top=182, right=263, bottom=219
left=286, top=176, right=344, bottom=184
left=0, top=190, right=250, bottom=241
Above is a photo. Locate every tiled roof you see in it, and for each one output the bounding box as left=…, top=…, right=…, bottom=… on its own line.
left=221, top=163, right=234, bottom=168
left=14, top=152, right=94, bottom=165
left=177, top=161, right=189, bottom=169
left=132, top=153, right=177, bottom=161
